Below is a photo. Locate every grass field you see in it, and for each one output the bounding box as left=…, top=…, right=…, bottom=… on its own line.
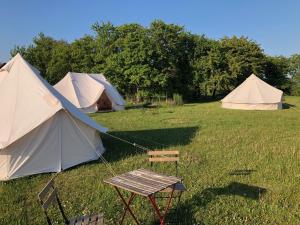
left=1, top=96, right=300, bottom=225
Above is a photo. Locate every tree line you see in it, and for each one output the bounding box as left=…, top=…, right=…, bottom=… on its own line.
left=11, top=20, right=300, bottom=101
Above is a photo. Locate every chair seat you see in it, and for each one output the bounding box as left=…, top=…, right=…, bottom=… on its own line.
left=160, top=182, right=186, bottom=192
left=69, top=213, right=104, bottom=225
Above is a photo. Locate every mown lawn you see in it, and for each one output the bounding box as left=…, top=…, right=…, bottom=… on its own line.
left=1, top=96, right=300, bottom=224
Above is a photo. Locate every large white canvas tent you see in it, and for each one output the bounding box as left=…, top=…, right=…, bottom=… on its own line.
left=221, top=74, right=283, bottom=110
left=0, top=54, right=108, bottom=180
left=54, top=72, right=126, bottom=113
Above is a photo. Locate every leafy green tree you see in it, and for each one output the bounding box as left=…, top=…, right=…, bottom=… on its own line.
left=10, top=20, right=298, bottom=100
left=191, top=36, right=266, bottom=97
left=202, top=42, right=230, bottom=97
left=70, top=35, right=96, bottom=73
left=98, top=21, right=194, bottom=100
left=10, top=46, right=27, bottom=58
left=289, top=54, right=300, bottom=95
left=10, top=33, right=71, bottom=84
left=221, top=36, right=266, bottom=86
left=25, top=33, right=57, bottom=79
left=264, top=56, right=290, bottom=92
left=190, top=35, right=211, bottom=96
left=91, top=22, right=118, bottom=73
left=147, top=20, right=194, bottom=98
left=102, top=23, right=152, bottom=99
left=191, top=38, right=225, bottom=97
left=46, top=40, right=72, bottom=84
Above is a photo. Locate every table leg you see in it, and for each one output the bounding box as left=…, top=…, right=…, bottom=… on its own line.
left=161, top=186, right=175, bottom=225
left=148, top=184, right=175, bottom=225
left=120, top=192, right=136, bottom=224
left=114, top=187, right=140, bottom=225
left=149, top=195, right=162, bottom=218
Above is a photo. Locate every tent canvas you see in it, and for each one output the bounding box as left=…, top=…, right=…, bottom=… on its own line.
left=0, top=54, right=108, bottom=180
left=54, top=72, right=126, bottom=113
left=221, top=74, right=283, bottom=110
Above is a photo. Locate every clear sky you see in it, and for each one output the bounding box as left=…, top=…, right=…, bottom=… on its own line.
left=0, top=0, right=299, bottom=62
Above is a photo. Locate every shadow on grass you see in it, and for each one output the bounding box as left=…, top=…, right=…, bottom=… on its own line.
left=185, top=95, right=223, bottom=104
left=164, top=204, right=205, bottom=225
left=202, top=182, right=267, bottom=201
left=125, top=102, right=159, bottom=110
left=283, top=103, right=296, bottom=109
left=101, top=126, right=199, bottom=162
left=165, top=182, right=266, bottom=224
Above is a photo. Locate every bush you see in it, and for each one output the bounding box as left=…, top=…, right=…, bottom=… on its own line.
left=290, top=84, right=300, bottom=96
left=173, top=93, right=184, bottom=105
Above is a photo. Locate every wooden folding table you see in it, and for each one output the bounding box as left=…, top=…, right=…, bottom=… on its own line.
left=104, top=168, right=182, bottom=225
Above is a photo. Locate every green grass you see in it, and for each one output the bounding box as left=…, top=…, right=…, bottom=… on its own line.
left=2, top=96, right=300, bottom=224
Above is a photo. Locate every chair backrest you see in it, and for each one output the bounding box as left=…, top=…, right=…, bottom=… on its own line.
left=38, top=178, right=68, bottom=225
left=148, top=150, right=179, bottom=176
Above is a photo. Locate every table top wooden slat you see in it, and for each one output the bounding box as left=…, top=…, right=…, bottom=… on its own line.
left=132, top=168, right=181, bottom=183
left=121, top=173, right=168, bottom=188
left=111, top=176, right=159, bottom=193
left=104, top=168, right=182, bottom=196
left=105, top=177, right=153, bottom=196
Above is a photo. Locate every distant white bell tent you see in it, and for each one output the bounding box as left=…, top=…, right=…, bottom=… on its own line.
left=221, top=74, right=283, bottom=110
left=54, top=72, right=126, bottom=113
left=0, top=54, right=108, bottom=180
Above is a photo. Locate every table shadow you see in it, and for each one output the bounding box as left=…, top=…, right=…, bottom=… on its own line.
left=160, top=182, right=266, bottom=224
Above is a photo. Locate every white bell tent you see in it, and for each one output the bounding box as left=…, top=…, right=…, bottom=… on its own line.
left=0, top=54, right=108, bottom=180
left=221, top=74, right=283, bottom=110
left=54, top=72, right=126, bottom=113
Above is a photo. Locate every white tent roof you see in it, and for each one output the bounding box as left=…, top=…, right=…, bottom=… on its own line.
left=89, top=73, right=126, bottom=106
left=54, top=72, right=125, bottom=111
left=0, top=54, right=107, bottom=149
left=221, top=74, right=283, bottom=104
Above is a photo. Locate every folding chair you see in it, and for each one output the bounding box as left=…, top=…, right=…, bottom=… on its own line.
left=38, top=178, right=104, bottom=225
left=148, top=150, right=186, bottom=205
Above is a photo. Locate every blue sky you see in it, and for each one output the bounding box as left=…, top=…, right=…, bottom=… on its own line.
left=0, top=0, right=299, bottom=62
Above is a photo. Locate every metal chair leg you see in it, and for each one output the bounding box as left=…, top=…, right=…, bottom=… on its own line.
left=176, top=191, right=183, bottom=211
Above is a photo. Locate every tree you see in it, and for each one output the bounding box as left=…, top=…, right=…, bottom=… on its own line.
left=97, top=21, right=195, bottom=100
left=147, top=20, right=194, bottom=98
left=221, top=36, right=266, bottom=87
left=264, top=56, right=290, bottom=93
left=46, top=40, right=72, bottom=84
left=25, top=33, right=57, bottom=79
left=102, top=23, right=152, bottom=99
left=91, top=22, right=118, bottom=73
left=10, top=20, right=298, bottom=99
left=10, top=33, right=71, bottom=84
left=191, top=37, right=223, bottom=97
left=10, top=46, right=27, bottom=58
left=191, top=36, right=266, bottom=97
left=289, top=54, right=300, bottom=95
left=70, top=35, right=96, bottom=73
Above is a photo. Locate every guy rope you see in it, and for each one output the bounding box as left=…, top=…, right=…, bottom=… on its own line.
left=53, top=130, right=171, bottom=178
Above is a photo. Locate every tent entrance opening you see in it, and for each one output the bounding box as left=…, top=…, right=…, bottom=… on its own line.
left=97, top=91, right=112, bottom=111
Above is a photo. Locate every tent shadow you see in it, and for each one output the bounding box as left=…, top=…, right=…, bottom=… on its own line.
left=101, top=126, right=199, bottom=162
left=185, top=95, right=223, bottom=104
left=283, top=103, right=296, bottom=109
left=125, top=102, right=157, bottom=110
